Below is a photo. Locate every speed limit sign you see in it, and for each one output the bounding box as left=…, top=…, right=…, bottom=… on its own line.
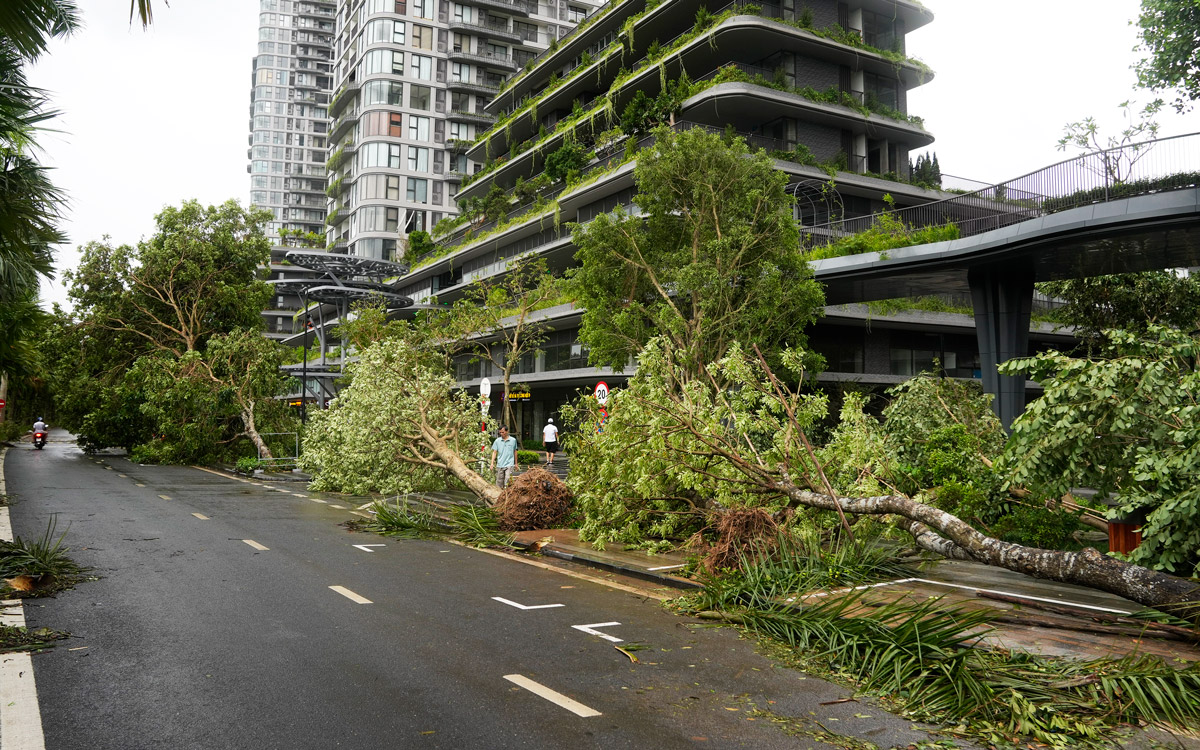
left=594, top=381, right=609, bottom=405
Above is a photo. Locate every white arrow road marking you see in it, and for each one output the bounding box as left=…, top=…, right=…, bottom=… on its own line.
left=329, top=586, right=372, bottom=604
left=572, top=622, right=623, bottom=642
left=192, top=513, right=209, bottom=520
left=353, top=544, right=386, bottom=553
left=243, top=540, right=269, bottom=551
left=492, top=597, right=565, bottom=611
left=503, top=674, right=601, bottom=717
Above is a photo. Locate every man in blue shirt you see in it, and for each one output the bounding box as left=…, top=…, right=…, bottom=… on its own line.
left=489, top=425, right=519, bottom=490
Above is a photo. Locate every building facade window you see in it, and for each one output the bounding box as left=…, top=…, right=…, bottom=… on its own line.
left=407, top=145, right=430, bottom=172
left=360, top=142, right=403, bottom=168
left=411, top=23, right=433, bottom=49
left=411, top=0, right=433, bottom=19
left=409, top=84, right=432, bottom=110
left=406, top=177, right=429, bottom=202
left=408, top=115, right=430, bottom=141
left=363, top=80, right=404, bottom=105
left=410, top=54, right=432, bottom=79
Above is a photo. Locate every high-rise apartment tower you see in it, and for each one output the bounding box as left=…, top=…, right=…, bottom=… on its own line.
left=324, top=0, right=599, bottom=261
left=248, top=0, right=338, bottom=241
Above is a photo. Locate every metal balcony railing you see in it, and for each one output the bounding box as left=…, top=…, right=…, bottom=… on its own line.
left=447, top=19, right=522, bottom=43
left=800, top=132, right=1200, bottom=248
left=448, top=48, right=519, bottom=71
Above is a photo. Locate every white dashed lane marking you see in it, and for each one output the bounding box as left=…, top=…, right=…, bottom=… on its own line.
left=329, top=586, right=372, bottom=604
left=243, top=540, right=269, bottom=551
left=192, top=513, right=210, bottom=520
left=503, top=675, right=601, bottom=717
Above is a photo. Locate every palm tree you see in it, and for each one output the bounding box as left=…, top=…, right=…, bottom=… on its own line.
left=0, top=0, right=78, bottom=421
left=0, top=1, right=79, bottom=60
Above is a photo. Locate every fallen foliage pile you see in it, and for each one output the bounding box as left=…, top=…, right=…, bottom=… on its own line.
left=495, top=467, right=573, bottom=531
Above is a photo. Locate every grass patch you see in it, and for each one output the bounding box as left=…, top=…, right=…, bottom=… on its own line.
left=0, top=519, right=90, bottom=597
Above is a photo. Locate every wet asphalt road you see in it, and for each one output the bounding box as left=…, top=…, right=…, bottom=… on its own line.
left=3, top=435, right=943, bottom=750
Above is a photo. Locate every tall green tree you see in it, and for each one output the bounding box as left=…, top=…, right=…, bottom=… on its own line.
left=60, top=200, right=287, bottom=460
left=1134, top=0, right=1200, bottom=112
left=0, top=0, right=76, bottom=425
left=569, top=126, right=825, bottom=379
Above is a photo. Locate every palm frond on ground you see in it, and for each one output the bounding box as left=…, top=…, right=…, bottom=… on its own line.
left=683, top=537, right=1200, bottom=747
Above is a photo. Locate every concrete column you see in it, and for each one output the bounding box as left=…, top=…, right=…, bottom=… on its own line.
left=968, top=265, right=1034, bottom=430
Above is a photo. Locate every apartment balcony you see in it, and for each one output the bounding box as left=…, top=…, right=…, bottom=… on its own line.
left=446, top=138, right=474, bottom=153
left=328, top=80, right=359, bottom=117
left=447, top=109, right=497, bottom=126
left=458, top=0, right=532, bottom=17
left=446, top=78, right=501, bottom=98
left=448, top=48, right=519, bottom=72
left=287, top=183, right=327, bottom=196
left=447, top=19, right=523, bottom=44
left=329, top=112, right=355, bottom=142
left=295, top=46, right=333, bottom=61
left=327, top=203, right=349, bottom=227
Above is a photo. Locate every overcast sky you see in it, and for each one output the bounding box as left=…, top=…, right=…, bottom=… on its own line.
left=29, top=0, right=1196, bottom=308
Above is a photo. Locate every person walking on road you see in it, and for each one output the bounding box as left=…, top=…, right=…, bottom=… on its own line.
left=489, top=425, right=519, bottom=490
left=542, top=418, right=559, bottom=464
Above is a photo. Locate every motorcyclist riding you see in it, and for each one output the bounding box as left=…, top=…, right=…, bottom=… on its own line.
left=33, top=418, right=47, bottom=434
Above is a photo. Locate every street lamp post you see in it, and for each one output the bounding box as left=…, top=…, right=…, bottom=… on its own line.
left=301, top=316, right=312, bottom=425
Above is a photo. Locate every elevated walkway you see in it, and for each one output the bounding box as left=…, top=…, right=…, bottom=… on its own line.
left=803, top=133, right=1200, bottom=427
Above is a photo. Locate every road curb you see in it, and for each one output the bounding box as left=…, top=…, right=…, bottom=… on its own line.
left=0, top=445, right=48, bottom=749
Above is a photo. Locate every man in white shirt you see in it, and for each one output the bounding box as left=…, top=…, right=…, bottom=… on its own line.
left=542, top=417, right=560, bottom=464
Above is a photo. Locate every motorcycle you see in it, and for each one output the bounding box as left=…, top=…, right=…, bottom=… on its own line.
left=33, top=431, right=46, bottom=450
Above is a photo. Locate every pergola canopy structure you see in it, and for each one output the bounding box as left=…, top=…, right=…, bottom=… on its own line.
left=273, top=251, right=415, bottom=417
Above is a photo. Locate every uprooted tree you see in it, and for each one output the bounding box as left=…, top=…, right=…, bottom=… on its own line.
left=300, top=318, right=501, bottom=502
left=565, top=337, right=1200, bottom=618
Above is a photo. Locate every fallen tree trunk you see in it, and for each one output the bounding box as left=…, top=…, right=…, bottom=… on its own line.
left=771, top=473, right=1200, bottom=620
left=412, top=422, right=501, bottom=504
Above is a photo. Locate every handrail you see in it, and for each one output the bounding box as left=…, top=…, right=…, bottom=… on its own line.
left=800, top=132, right=1200, bottom=247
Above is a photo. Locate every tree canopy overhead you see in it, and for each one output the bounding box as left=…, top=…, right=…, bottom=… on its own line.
left=1134, top=0, right=1200, bottom=112
left=569, top=126, right=825, bottom=379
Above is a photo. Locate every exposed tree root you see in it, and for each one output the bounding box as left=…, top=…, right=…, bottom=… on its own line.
left=494, top=467, right=573, bottom=531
